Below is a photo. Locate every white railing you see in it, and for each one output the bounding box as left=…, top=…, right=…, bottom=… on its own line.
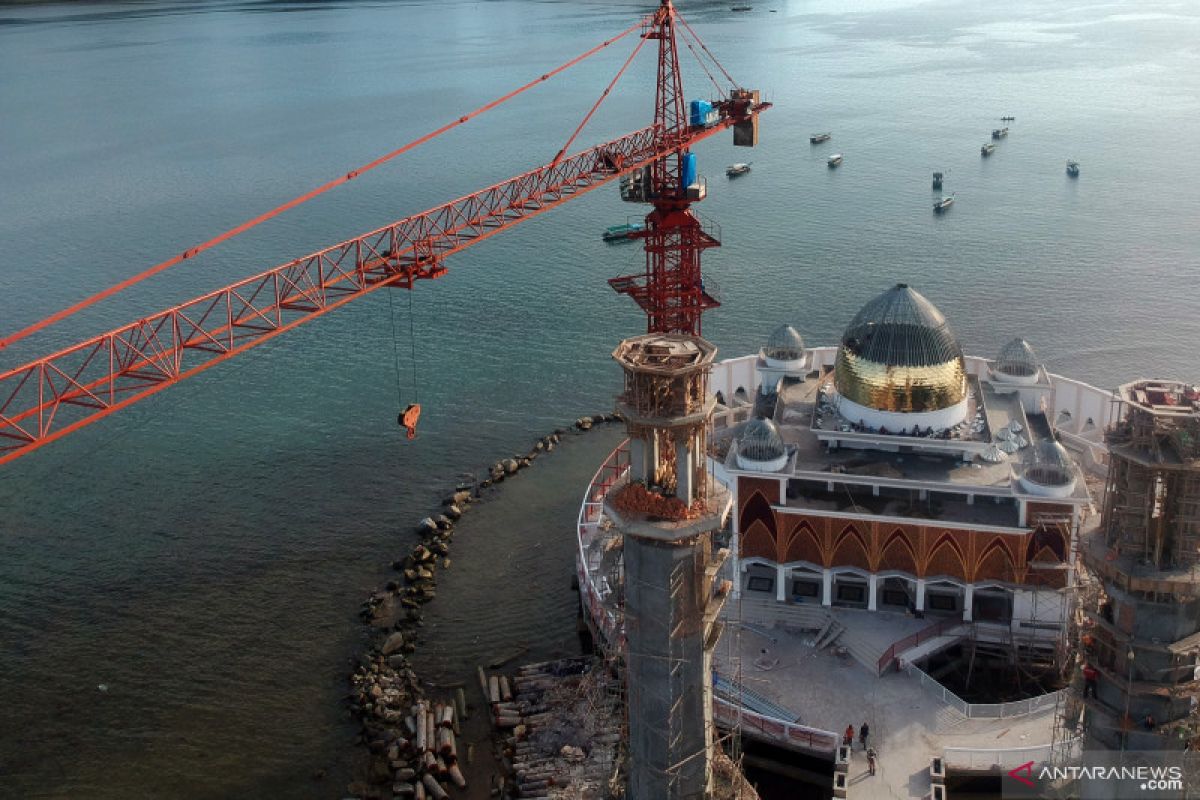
left=713, top=698, right=839, bottom=756
left=575, top=441, right=631, bottom=650
left=907, top=664, right=1063, bottom=719
left=944, top=739, right=1079, bottom=771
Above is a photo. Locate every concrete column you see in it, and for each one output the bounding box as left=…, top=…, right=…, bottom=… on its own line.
left=649, top=433, right=661, bottom=484
left=963, top=584, right=974, bottom=622
left=822, top=569, right=833, bottom=607
left=675, top=436, right=693, bottom=506
left=776, top=564, right=787, bottom=603
left=868, top=574, right=878, bottom=611
left=630, top=438, right=648, bottom=483
left=916, top=578, right=926, bottom=612
left=967, top=494, right=975, bottom=505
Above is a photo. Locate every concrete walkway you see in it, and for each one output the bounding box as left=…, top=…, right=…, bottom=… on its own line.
left=716, top=617, right=1056, bottom=799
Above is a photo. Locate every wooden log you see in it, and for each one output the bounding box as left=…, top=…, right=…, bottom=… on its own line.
left=466, top=743, right=474, bottom=764
left=415, top=703, right=428, bottom=752
left=488, top=675, right=500, bottom=705
left=421, top=773, right=448, bottom=800
left=425, top=710, right=436, bottom=754
left=447, top=762, right=467, bottom=789
left=477, top=665, right=489, bottom=705
left=455, top=687, right=468, bottom=721
left=438, top=704, right=454, bottom=728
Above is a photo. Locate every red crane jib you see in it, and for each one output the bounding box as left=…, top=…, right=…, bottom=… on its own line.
left=0, top=99, right=769, bottom=466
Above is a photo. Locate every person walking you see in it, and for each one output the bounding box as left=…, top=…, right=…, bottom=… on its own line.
left=866, top=746, right=877, bottom=776
left=859, top=722, right=870, bottom=750
left=843, top=724, right=854, bottom=749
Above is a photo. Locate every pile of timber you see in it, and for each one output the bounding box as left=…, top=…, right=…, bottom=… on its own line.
left=482, top=657, right=624, bottom=799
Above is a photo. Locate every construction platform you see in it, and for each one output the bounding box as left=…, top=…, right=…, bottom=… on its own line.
left=715, top=601, right=1058, bottom=799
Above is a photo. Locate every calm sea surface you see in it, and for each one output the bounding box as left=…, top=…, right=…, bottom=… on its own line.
left=1, top=0, right=1198, bottom=796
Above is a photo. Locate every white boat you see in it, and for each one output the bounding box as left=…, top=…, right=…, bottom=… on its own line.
left=933, top=194, right=954, bottom=212
left=810, top=133, right=831, bottom=144
left=981, top=143, right=996, bottom=157
left=827, top=153, right=843, bottom=167
left=726, top=162, right=752, bottom=177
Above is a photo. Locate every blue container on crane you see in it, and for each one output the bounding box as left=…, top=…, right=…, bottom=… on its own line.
left=682, top=152, right=697, bottom=188
left=689, top=99, right=715, bottom=128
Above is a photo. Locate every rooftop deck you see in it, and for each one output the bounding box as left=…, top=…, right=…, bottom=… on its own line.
left=716, top=602, right=1058, bottom=799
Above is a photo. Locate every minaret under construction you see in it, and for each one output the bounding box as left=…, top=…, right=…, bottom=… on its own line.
left=1077, top=379, right=1200, bottom=751
left=606, top=333, right=731, bottom=800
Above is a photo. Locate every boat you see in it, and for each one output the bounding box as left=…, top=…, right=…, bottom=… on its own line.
left=1001, top=115, right=1015, bottom=121
left=601, top=222, right=643, bottom=242
left=1066, top=160, right=1080, bottom=177
left=992, top=127, right=1009, bottom=139
left=810, top=133, right=831, bottom=144
left=827, top=154, right=843, bottom=167
left=933, top=194, right=954, bottom=212
left=731, top=4, right=752, bottom=10
left=726, top=162, right=752, bottom=177
left=932, top=171, right=943, bottom=190
left=981, top=143, right=996, bottom=157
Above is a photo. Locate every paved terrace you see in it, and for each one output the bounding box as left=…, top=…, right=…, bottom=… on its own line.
left=716, top=603, right=1056, bottom=800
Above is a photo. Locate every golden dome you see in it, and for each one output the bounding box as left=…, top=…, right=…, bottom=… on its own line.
left=833, top=284, right=967, bottom=413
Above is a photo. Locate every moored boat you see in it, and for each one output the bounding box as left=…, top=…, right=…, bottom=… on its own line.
left=934, top=194, right=955, bottom=212
left=981, top=143, right=996, bottom=157
left=726, top=162, right=751, bottom=177
left=810, top=132, right=831, bottom=144
left=602, top=222, right=643, bottom=242
left=932, top=171, right=943, bottom=189
left=992, top=127, right=1009, bottom=139
left=1066, top=160, right=1080, bottom=177
left=827, top=153, right=843, bottom=167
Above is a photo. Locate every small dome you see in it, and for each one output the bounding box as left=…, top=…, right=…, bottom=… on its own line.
left=764, top=324, right=805, bottom=362
left=995, top=338, right=1039, bottom=378
left=1024, top=440, right=1074, bottom=487
left=739, top=417, right=786, bottom=462
left=833, top=284, right=966, bottom=413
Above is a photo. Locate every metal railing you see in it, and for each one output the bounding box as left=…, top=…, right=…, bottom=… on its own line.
left=713, top=698, right=839, bottom=756
left=943, top=740, right=1077, bottom=771
left=575, top=440, right=631, bottom=650
left=907, top=663, right=1064, bottom=719
left=876, top=616, right=963, bottom=675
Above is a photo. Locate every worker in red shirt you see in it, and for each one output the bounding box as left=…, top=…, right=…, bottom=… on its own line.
left=1083, top=664, right=1099, bottom=698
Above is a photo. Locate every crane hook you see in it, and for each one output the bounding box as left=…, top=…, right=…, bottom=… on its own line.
left=399, top=403, right=422, bottom=440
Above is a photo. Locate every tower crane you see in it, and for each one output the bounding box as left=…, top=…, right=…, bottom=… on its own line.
left=0, top=0, right=769, bottom=466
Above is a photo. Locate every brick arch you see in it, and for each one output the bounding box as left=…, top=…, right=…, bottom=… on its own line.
left=973, top=537, right=1017, bottom=583
left=878, top=528, right=918, bottom=575
left=740, top=520, right=776, bottom=561
left=1027, top=528, right=1066, bottom=564
left=739, top=490, right=777, bottom=541
left=924, top=532, right=967, bottom=581
left=782, top=520, right=823, bottom=566
left=830, top=524, right=870, bottom=571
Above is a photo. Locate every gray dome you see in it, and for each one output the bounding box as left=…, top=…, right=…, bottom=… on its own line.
left=995, top=338, right=1039, bottom=378
left=840, top=284, right=963, bottom=367
left=1024, top=440, right=1074, bottom=487
left=764, top=324, right=805, bottom=362
left=739, top=417, right=786, bottom=462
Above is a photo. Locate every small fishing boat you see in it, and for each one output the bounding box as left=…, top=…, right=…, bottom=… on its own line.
left=731, top=4, right=752, bottom=10
left=932, top=171, right=943, bottom=190
left=1066, top=160, right=1080, bottom=177
left=827, top=153, right=843, bottom=167
left=981, top=143, right=996, bottom=157
left=602, top=222, right=643, bottom=242
left=933, top=194, right=955, bottom=213
left=726, top=162, right=752, bottom=177
left=1001, top=116, right=1015, bottom=122
left=810, top=132, right=831, bottom=144
left=992, top=127, right=1009, bottom=139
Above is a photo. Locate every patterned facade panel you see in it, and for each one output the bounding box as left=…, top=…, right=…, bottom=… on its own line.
left=923, top=530, right=969, bottom=581
left=878, top=527, right=920, bottom=575
left=740, top=520, right=777, bottom=562
left=781, top=518, right=824, bottom=566
left=830, top=523, right=871, bottom=571
left=973, top=537, right=1018, bottom=583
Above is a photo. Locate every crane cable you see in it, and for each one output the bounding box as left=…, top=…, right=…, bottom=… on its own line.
left=0, top=16, right=649, bottom=353
left=388, top=284, right=423, bottom=439
left=675, top=10, right=739, bottom=88
left=678, top=24, right=725, bottom=96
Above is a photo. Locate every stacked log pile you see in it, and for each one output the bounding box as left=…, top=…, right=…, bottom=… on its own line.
left=483, top=657, right=624, bottom=799
left=344, top=416, right=623, bottom=798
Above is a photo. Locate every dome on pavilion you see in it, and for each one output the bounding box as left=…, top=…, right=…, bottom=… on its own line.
left=994, top=338, right=1040, bottom=379
left=833, top=284, right=967, bottom=415
left=763, top=324, right=805, bottom=363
